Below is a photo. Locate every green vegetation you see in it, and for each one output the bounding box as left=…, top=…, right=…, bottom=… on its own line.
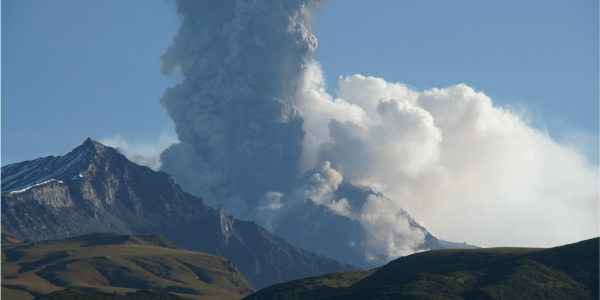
left=244, top=270, right=375, bottom=300
left=244, top=237, right=599, bottom=300
left=2, top=232, right=255, bottom=300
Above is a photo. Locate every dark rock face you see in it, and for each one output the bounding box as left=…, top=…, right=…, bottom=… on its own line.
left=1, top=138, right=357, bottom=289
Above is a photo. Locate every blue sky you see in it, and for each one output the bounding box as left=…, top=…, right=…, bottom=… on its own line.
left=2, top=0, right=598, bottom=166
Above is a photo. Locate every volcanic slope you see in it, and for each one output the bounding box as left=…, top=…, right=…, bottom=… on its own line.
left=1, top=138, right=358, bottom=290
left=271, top=181, right=445, bottom=270
left=244, top=237, right=599, bottom=300
left=1, top=233, right=254, bottom=300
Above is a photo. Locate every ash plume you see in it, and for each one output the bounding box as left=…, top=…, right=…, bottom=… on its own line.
left=155, top=1, right=430, bottom=267
left=159, top=0, right=322, bottom=214
left=155, top=0, right=598, bottom=268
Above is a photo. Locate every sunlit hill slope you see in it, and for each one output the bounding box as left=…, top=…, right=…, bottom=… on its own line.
left=1, top=232, right=254, bottom=300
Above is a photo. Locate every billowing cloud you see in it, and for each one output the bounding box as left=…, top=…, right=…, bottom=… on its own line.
left=100, top=130, right=177, bottom=171
left=413, top=84, right=599, bottom=247
left=298, top=61, right=599, bottom=248
left=159, top=0, right=323, bottom=210
left=149, top=0, right=598, bottom=268
left=359, top=194, right=427, bottom=262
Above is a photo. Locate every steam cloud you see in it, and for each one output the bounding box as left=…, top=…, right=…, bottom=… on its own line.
left=297, top=62, right=599, bottom=249
left=101, top=130, right=177, bottom=171
left=155, top=0, right=599, bottom=266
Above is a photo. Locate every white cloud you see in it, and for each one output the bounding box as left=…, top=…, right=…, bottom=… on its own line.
left=291, top=161, right=344, bottom=206
left=359, top=194, right=426, bottom=263
left=298, top=60, right=599, bottom=249
left=100, top=129, right=178, bottom=171
left=412, top=84, right=599, bottom=247
left=248, top=191, right=284, bottom=233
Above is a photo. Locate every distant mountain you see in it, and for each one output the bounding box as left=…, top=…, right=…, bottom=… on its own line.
left=1, top=138, right=357, bottom=290
left=273, top=199, right=369, bottom=269
left=1, top=232, right=254, bottom=299
left=244, top=237, right=599, bottom=300
left=438, top=239, right=480, bottom=249
left=271, top=181, right=445, bottom=270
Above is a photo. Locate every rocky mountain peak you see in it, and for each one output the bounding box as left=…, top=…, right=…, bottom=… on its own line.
left=80, top=137, right=108, bottom=156
left=217, top=205, right=241, bottom=249
left=2, top=138, right=104, bottom=193
left=2, top=139, right=358, bottom=289
left=1, top=138, right=145, bottom=195
left=78, top=138, right=123, bottom=169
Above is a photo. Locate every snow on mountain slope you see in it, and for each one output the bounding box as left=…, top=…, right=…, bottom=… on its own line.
left=2, top=138, right=98, bottom=192
left=1, top=138, right=359, bottom=290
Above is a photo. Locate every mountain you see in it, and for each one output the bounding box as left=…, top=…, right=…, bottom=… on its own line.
left=1, top=139, right=358, bottom=290
left=270, top=181, right=444, bottom=270
left=272, top=199, right=369, bottom=269
left=1, top=232, right=253, bottom=299
left=244, top=237, right=599, bottom=300
left=2, top=227, right=22, bottom=244
left=438, top=239, right=480, bottom=249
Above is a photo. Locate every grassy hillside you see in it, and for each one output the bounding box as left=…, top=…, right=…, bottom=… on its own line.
left=245, top=237, right=599, bottom=300
left=1, top=232, right=255, bottom=300
left=33, top=288, right=190, bottom=300
left=2, top=227, right=23, bottom=244
left=241, top=270, right=376, bottom=300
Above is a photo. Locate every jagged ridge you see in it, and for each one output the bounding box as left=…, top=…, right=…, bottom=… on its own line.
left=1, top=138, right=98, bottom=192
left=1, top=139, right=358, bottom=290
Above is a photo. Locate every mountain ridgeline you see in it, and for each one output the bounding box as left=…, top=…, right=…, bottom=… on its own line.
left=1, top=138, right=357, bottom=290
left=272, top=181, right=444, bottom=270
left=244, top=237, right=599, bottom=300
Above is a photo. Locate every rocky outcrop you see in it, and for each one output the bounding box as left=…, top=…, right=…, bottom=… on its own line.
left=1, top=138, right=357, bottom=289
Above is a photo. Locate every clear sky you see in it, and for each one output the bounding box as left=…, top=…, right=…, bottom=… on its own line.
left=2, top=0, right=598, bottom=165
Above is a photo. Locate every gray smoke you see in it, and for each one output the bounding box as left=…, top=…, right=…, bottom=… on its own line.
left=157, top=1, right=437, bottom=268
left=122, top=0, right=596, bottom=268
left=159, top=0, right=323, bottom=213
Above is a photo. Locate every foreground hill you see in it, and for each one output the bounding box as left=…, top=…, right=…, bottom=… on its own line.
left=244, top=237, right=599, bottom=300
left=1, top=138, right=357, bottom=289
left=1, top=232, right=254, bottom=300
left=34, top=289, right=191, bottom=300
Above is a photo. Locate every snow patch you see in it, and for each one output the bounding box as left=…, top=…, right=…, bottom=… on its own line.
left=70, top=174, right=84, bottom=180
left=8, top=179, right=65, bottom=194
left=2, top=140, right=94, bottom=192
